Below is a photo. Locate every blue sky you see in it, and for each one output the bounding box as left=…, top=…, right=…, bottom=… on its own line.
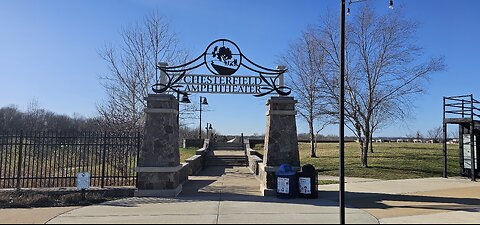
left=0, top=0, right=479, bottom=137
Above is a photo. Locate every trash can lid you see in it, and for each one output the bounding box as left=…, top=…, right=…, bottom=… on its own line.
left=302, top=164, right=316, bottom=173
left=276, top=164, right=296, bottom=176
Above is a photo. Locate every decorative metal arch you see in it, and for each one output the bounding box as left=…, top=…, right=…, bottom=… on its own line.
left=152, top=39, right=291, bottom=97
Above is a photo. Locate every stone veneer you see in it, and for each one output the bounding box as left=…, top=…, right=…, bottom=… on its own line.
left=135, top=94, right=183, bottom=197
left=261, top=96, right=300, bottom=195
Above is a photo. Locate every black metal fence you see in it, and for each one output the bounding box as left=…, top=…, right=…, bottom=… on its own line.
left=0, top=131, right=141, bottom=189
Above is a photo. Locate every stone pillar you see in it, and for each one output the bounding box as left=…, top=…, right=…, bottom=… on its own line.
left=135, top=94, right=184, bottom=197
left=260, top=96, right=300, bottom=195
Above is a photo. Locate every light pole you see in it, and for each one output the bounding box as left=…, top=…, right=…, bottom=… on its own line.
left=338, top=1, right=393, bottom=224
left=339, top=2, right=346, bottom=224
left=199, top=96, right=208, bottom=139
left=205, top=123, right=213, bottom=140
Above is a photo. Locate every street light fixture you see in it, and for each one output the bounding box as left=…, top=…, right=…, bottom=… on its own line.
left=176, top=93, right=191, bottom=125
left=180, top=94, right=191, bottom=104
left=199, top=96, right=209, bottom=139
left=338, top=1, right=393, bottom=224
left=205, top=123, right=213, bottom=140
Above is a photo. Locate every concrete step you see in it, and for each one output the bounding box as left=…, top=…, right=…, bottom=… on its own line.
left=205, top=155, right=248, bottom=166
left=206, top=160, right=247, bottom=164
left=206, top=159, right=247, bottom=163
left=205, top=162, right=247, bottom=166
left=207, top=156, right=247, bottom=159
left=213, top=147, right=245, bottom=151
left=212, top=142, right=245, bottom=151
left=205, top=163, right=247, bottom=167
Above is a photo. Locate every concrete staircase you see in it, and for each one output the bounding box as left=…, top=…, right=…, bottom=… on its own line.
left=211, top=142, right=245, bottom=151
left=206, top=142, right=247, bottom=167
left=205, top=154, right=248, bottom=167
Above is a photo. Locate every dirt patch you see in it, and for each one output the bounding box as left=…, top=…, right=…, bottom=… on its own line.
left=0, top=188, right=134, bottom=209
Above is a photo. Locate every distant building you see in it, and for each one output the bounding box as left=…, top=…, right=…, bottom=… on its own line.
left=447, top=139, right=459, bottom=144
left=413, top=139, right=424, bottom=143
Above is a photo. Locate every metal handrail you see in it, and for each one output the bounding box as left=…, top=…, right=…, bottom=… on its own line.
left=444, top=95, right=480, bottom=121
left=445, top=110, right=472, bottom=114
left=445, top=94, right=473, bottom=100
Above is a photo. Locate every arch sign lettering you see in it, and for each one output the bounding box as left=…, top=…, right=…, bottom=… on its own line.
left=152, top=39, right=291, bottom=97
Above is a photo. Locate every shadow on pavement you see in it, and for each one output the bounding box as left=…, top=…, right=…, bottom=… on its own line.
left=320, top=190, right=480, bottom=213
left=103, top=166, right=480, bottom=214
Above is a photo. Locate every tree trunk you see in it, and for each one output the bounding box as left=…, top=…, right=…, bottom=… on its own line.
left=355, top=124, right=369, bottom=168
left=310, top=121, right=316, bottom=158
left=361, top=131, right=370, bottom=168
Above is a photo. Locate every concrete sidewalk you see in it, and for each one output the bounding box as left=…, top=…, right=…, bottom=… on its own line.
left=7, top=167, right=478, bottom=224
left=319, top=178, right=480, bottom=224
left=47, top=167, right=378, bottom=224
left=0, top=207, right=78, bottom=224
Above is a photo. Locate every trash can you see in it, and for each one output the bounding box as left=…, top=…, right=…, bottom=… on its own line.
left=276, top=164, right=298, bottom=199
left=298, top=164, right=318, bottom=199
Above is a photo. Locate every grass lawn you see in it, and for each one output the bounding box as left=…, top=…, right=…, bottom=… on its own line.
left=300, top=142, right=460, bottom=180
left=180, top=147, right=198, bottom=162
left=252, top=142, right=460, bottom=180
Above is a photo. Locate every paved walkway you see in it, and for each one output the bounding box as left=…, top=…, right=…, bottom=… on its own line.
left=319, top=178, right=480, bottom=224
left=318, top=175, right=381, bottom=184
left=0, top=207, right=78, bottom=224
left=3, top=167, right=479, bottom=224
left=47, top=166, right=377, bottom=224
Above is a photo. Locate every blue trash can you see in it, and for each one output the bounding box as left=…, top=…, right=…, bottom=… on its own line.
left=276, top=164, right=298, bottom=199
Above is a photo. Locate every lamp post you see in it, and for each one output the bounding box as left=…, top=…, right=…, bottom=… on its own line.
left=339, top=2, right=346, bottom=224
left=205, top=123, right=213, bottom=140
left=199, top=96, right=208, bottom=139
left=338, top=1, right=393, bottom=224
left=176, top=92, right=191, bottom=125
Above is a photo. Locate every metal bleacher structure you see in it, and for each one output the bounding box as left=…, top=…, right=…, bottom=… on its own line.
left=443, top=94, right=480, bottom=181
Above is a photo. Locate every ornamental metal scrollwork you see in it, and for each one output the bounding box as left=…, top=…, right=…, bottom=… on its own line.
left=152, top=39, right=291, bottom=97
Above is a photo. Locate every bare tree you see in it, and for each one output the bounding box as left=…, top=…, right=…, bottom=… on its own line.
left=0, top=105, right=22, bottom=131
left=427, top=126, right=443, bottom=142
left=310, top=6, right=445, bottom=167
left=281, top=31, right=332, bottom=158
left=98, top=12, right=188, bottom=133
left=449, top=129, right=459, bottom=140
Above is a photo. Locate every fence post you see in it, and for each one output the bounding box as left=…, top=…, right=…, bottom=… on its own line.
left=471, top=94, right=476, bottom=182
left=101, top=131, right=107, bottom=188
left=136, top=132, right=141, bottom=187
left=16, top=131, right=24, bottom=190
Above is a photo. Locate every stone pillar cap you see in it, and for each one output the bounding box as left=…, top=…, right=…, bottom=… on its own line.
left=267, top=96, right=297, bottom=105
left=144, top=94, right=177, bottom=101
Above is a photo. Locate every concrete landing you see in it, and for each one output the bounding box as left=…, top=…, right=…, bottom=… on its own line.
left=47, top=167, right=378, bottom=224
